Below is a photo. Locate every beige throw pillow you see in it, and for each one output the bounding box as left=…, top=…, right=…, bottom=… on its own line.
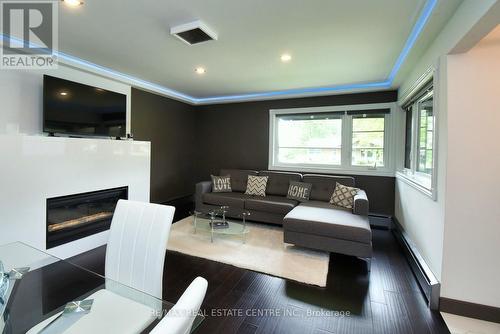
left=245, top=175, right=268, bottom=197
left=330, top=182, right=359, bottom=209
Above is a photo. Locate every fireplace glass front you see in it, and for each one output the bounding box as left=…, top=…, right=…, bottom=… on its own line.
left=46, top=187, right=128, bottom=249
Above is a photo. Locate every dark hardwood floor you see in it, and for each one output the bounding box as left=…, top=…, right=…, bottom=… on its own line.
left=71, top=227, right=450, bottom=334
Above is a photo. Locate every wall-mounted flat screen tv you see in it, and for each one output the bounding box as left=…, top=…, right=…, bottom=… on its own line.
left=43, top=75, right=126, bottom=137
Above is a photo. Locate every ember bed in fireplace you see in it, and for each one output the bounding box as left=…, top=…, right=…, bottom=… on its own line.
left=46, top=187, right=128, bottom=249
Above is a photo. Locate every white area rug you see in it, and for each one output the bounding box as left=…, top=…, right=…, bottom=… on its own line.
left=167, top=216, right=330, bottom=287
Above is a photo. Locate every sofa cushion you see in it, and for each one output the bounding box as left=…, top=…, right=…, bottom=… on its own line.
left=283, top=203, right=371, bottom=244
left=302, top=174, right=356, bottom=202
left=202, top=192, right=250, bottom=209
left=220, top=169, right=258, bottom=192
left=245, top=196, right=298, bottom=215
left=299, top=200, right=350, bottom=210
left=258, top=171, right=302, bottom=196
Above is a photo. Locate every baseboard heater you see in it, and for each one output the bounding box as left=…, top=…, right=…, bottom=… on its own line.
left=392, top=218, right=440, bottom=310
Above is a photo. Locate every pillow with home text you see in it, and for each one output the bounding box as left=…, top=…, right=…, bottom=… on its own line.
left=287, top=181, right=312, bottom=202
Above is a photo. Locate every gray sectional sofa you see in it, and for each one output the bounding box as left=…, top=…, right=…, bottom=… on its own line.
left=195, top=169, right=372, bottom=263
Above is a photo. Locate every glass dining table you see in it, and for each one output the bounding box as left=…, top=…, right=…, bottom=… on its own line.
left=0, top=242, right=203, bottom=334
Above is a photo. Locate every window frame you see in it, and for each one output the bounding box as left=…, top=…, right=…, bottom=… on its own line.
left=404, top=106, right=413, bottom=169
left=268, top=102, right=398, bottom=177
left=397, top=73, right=438, bottom=200
left=275, top=113, right=344, bottom=167
left=415, top=91, right=434, bottom=175
left=350, top=113, right=387, bottom=168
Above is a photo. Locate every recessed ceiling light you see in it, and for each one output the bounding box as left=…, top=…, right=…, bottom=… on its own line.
left=194, top=67, right=206, bottom=75
left=61, top=0, right=84, bottom=8
left=281, top=53, right=292, bottom=62
left=60, top=91, right=68, bottom=96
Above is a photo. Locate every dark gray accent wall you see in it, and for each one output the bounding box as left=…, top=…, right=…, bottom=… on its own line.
left=131, top=88, right=196, bottom=204
left=348, top=175, right=395, bottom=216
left=131, top=88, right=397, bottom=214
left=195, top=91, right=398, bottom=215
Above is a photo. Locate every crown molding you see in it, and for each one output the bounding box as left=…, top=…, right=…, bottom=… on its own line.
left=0, top=0, right=437, bottom=105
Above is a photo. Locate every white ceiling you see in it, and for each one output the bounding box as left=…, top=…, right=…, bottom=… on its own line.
left=58, top=0, right=463, bottom=102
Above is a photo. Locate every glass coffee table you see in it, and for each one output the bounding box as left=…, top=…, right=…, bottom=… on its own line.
left=192, top=206, right=250, bottom=243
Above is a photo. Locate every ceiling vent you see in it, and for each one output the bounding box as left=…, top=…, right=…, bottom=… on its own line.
left=170, top=20, right=217, bottom=45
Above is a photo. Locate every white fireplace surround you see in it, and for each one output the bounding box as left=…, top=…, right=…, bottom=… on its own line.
left=0, top=135, right=150, bottom=259
left=0, top=64, right=150, bottom=259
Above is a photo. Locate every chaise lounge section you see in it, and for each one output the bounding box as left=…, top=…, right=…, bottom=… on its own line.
left=282, top=175, right=372, bottom=262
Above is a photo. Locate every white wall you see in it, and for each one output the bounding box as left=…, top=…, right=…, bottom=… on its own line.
left=0, top=65, right=149, bottom=259
left=395, top=57, right=447, bottom=280
left=395, top=0, right=497, bottom=281
left=399, top=0, right=497, bottom=96
left=440, top=26, right=500, bottom=308
left=0, top=135, right=151, bottom=259
left=397, top=0, right=500, bottom=308
left=0, top=65, right=132, bottom=135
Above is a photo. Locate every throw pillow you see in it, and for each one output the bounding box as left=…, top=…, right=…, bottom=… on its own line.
left=211, top=175, right=232, bottom=193
left=245, top=175, right=268, bottom=196
left=330, top=182, right=360, bottom=209
left=287, top=181, right=312, bottom=202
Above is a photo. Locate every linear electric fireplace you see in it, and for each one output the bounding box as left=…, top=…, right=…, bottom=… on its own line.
left=46, top=187, right=128, bottom=249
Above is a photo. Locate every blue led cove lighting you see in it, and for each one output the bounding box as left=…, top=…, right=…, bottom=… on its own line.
left=388, top=0, right=438, bottom=82
left=194, top=80, right=392, bottom=104
left=0, top=34, right=193, bottom=103
left=0, top=0, right=437, bottom=104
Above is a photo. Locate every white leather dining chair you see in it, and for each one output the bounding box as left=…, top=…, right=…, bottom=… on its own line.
left=26, top=200, right=179, bottom=334
left=105, top=199, right=175, bottom=299
left=150, top=277, right=208, bottom=334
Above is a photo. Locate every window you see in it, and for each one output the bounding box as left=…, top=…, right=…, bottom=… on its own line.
left=416, top=95, right=434, bottom=175
left=351, top=114, right=385, bottom=167
left=398, top=80, right=436, bottom=198
left=276, top=113, right=342, bottom=166
left=404, top=107, right=413, bottom=169
left=269, top=104, right=395, bottom=175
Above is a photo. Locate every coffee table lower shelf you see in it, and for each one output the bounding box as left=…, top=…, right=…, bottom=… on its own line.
left=192, top=209, right=250, bottom=243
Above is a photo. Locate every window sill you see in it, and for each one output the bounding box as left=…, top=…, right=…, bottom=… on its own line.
left=269, top=163, right=395, bottom=177
left=396, top=171, right=436, bottom=200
